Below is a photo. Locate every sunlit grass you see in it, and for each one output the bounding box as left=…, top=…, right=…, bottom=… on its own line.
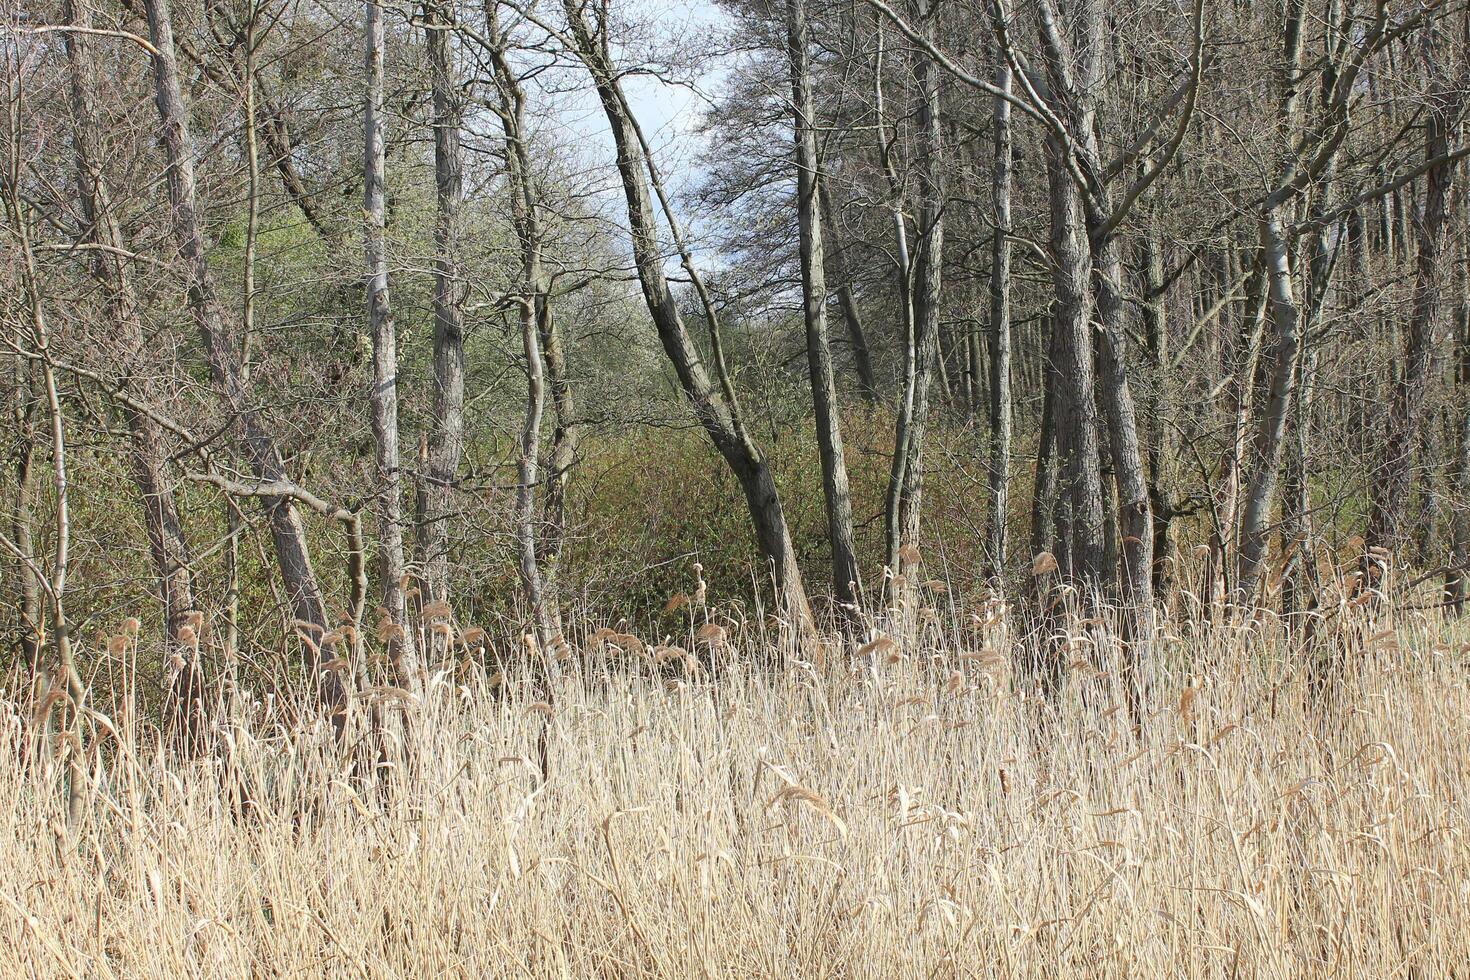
left=3, top=598, right=1467, bottom=977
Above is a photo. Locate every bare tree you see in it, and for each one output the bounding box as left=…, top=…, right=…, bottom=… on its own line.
left=785, top=0, right=861, bottom=612
left=364, top=0, right=419, bottom=678
left=1370, top=23, right=1464, bottom=567
left=421, top=0, right=467, bottom=611
left=559, top=0, right=816, bottom=636
left=985, top=47, right=1013, bottom=578
left=484, top=1, right=559, bottom=649
left=62, top=0, right=202, bottom=729
left=143, top=0, right=345, bottom=708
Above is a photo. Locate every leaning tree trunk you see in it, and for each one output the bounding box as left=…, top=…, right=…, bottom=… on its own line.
left=143, top=0, right=344, bottom=708
left=421, top=0, right=466, bottom=611
left=64, top=0, right=202, bottom=731
left=786, top=0, right=861, bottom=611
left=363, top=0, right=419, bottom=679
left=817, top=181, right=879, bottom=403
left=562, top=0, right=815, bottom=636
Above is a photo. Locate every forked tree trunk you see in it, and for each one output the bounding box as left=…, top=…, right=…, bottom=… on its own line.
left=143, top=0, right=344, bottom=709
left=786, top=0, right=861, bottom=611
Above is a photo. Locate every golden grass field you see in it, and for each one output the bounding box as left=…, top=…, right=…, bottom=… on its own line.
left=3, top=602, right=1468, bottom=978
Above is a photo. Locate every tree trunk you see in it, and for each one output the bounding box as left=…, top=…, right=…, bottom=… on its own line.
left=562, top=0, right=815, bottom=636
left=143, top=0, right=344, bottom=710
left=786, top=0, right=861, bottom=611
left=8, top=322, right=40, bottom=687
left=889, top=0, right=944, bottom=597
left=364, top=0, right=418, bottom=679
left=1040, top=127, right=1105, bottom=585
left=1030, top=315, right=1060, bottom=566
left=1370, top=64, right=1460, bottom=564
left=488, top=7, right=561, bottom=648
left=1236, top=210, right=1302, bottom=598
left=1446, top=258, right=1470, bottom=609
left=817, top=181, right=879, bottom=403
left=985, top=55, right=1013, bottom=579
left=1139, top=225, right=1174, bottom=596
left=421, top=0, right=466, bottom=610
left=65, top=0, right=203, bottom=730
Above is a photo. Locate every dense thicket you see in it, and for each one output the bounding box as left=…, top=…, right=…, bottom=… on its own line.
left=4, top=0, right=1470, bottom=718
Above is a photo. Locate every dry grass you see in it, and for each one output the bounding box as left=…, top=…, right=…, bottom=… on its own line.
left=3, top=603, right=1469, bottom=978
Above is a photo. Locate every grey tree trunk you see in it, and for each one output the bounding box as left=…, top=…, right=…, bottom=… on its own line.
left=422, top=0, right=466, bottom=610
left=786, top=0, right=861, bottom=611
left=364, top=0, right=419, bottom=679
left=8, top=318, right=40, bottom=686
left=1139, top=225, right=1174, bottom=596
left=1235, top=0, right=1307, bottom=601
left=985, top=55, right=1013, bottom=579
left=1236, top=211, right=1303, bottom=598
left=1370, top=62, right=1461, bottom=563
left=889, top=0, right=944, bottom=597
left=562, top=0, right=815, bottom=636
left=487, top=7, right=559, bottom=649
left=1030, top=316, right=1060, bottom=565
left=143, top=0, right=344, bottom=709
left=873, top=19, right=919, bottom=591
left=817, top=181, right=879, bottom=403
left=1044, top=154, right=1105, bottom=585
left=64, top=0, right=202, bottom=729
left=1205, top=252, right=1267, bottom=604
left=1447, top=265, right=1470, bottom=610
